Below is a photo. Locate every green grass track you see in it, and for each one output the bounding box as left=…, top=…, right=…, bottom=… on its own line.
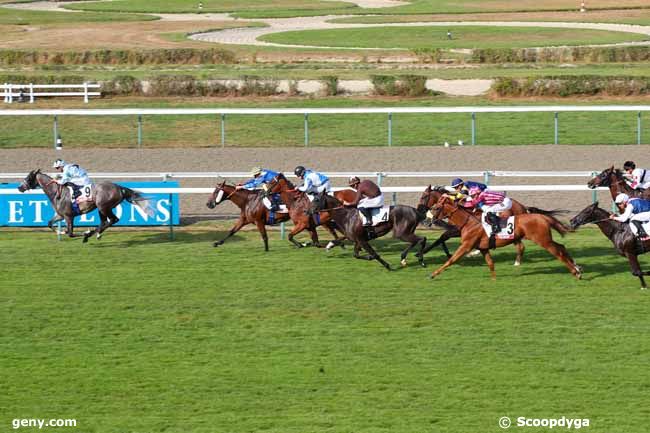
left=1, top=227, right=649, bottom=432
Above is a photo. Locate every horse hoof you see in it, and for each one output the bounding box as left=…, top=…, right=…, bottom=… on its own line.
left=513, top=261, right=521, bottom=266
left=641, top=286, right=647, bottom=291
left=96, top=233, right=102, bottom=240
left=82, top=236, right=89, bottom=244
left=400, top=259, right=407, bottom=267
left=420, top=261, right=426, bottom=268
left=213, top=242, right=221, bottom=248
left=301, top=242, right=310, bottom=248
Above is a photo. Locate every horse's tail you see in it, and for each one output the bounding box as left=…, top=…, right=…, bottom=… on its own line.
left=543, top=214, right=572, bottom=237
left=526, top=206, right=569, bottom=217
left=121, top=186, right=155, bottom=217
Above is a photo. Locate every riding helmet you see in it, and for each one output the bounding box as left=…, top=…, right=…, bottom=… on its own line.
left=624, top=161, right=636, bottom=170
left=348, top=176, right=360, bottom=187
left=52, top=159, right=66, bottom=169
left=450, top=178, right=464, bottom=188
left=294, top=166, right=306, bottom=177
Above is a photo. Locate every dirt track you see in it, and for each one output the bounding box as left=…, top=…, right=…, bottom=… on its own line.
left=2, top=146, right=649, bottom=222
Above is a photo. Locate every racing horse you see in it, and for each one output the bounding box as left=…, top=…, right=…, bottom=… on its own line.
left=266, top=174, right=344, bottom=248
left=417, top=185, right=567, bottom=266
left=17, top=169, right=152, bottom=242
left=206, top=180, right=290, bottom=251
left=588, top=166, right=650, bottom=200
left=428, top=195, right=581, bottom=280
left=311, top=191, right=428, bottom=270
left=570, top=202, right=650, bottom=289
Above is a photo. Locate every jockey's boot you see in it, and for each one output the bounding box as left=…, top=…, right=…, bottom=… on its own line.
left=270, top=195, right=281, bottom=212
left=360, top=208, right=373, bottom=226
left=633, top=220, right=649, bottom=239
left=488, top=212, right=500, bottom=236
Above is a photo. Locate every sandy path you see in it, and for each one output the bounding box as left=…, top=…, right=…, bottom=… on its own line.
left=190, top=18, right=650, bottom=49
left=1, top=146, right=646, bottom=219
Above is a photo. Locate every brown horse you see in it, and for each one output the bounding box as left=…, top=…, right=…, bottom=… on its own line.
left=18, top=169, right=152, bottom=243
left=206, top=181, right=290, bottom=251
left=428, top=195, right=582, bottom=280
left=588, top=166, right=650, bottom=201
left=311, top=191, right=428, bottom=270
left=266, top=173, right=343, bottom=248
left=417, top=185, right=566, bottom=266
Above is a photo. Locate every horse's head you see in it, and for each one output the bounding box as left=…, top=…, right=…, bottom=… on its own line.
left=417, top=185, right=434, bottom=214
left=206, top=180, right=228, bottom=209
left=267, top=173, right=295, bottom=194
left=570, top=202, right=603, bottom=229
left=18, top=169, right=41, bottom=192
left=588, top=166, right=616, bottom=189
left=430, top=194, right=455, bottom=221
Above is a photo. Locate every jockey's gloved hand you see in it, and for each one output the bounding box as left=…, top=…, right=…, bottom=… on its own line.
left=55, top=174, right=62, bottom=180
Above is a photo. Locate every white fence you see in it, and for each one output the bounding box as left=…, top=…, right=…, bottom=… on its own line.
left=2, top=83, right=100, bottom=104
left=0, top=170, right=606, bottom=194
left=0, top=106, right=647, bottom=146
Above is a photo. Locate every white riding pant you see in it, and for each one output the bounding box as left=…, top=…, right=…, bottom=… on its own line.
left=481, top=197, right=512, bottom=214
left=305, top=181, right=331, bottom=195
left=631, top=211, right=650, bottom=223
left=358, top=193, right=384, bottom=209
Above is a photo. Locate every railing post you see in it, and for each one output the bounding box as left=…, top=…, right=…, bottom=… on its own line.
left=471, top=112, right=476, bottom=145
left=7, top=83, right=12, bottom=104
left=377, top=172, right=384, bottom=187
left=392, top=192, right=397, bottom=206
left=137, top=114, right=143, bottom=148
left=83, top=82, right=89, bottom=104
left=554, top=112, right=559, bottom=145
left=280, top=222, right=285, bottom=240
left=304, top=113, right=309, bottom=147
left=484, top=171, right=491, bottom=186
left=53, top=115, right=58, bottom=149
left=220, top=113, right=226, bottom=148
left=638, top=112, right=642, bottom=145
left=591, top=171, right=598, bottom=204
left=388, top=113, right=393, bottom=146
left=29, top=83, right=34, bottom=104
left=2, top=83, right=6, bottom=103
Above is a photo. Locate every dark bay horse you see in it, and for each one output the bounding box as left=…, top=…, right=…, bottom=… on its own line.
left=206, top=181, right=290, bottom=251
left=428, top=196, right=581, bottom=280
left=17, top=169, right=151, bottom=242
left=570, top=202, right=650, bottom=289
left=417, top=185, right=567, bottom=266
left=588, top=166, right=650, bottom=201
left=311, top=191, right=427, bottom=270
left=266, top=174, right=343, bottom=248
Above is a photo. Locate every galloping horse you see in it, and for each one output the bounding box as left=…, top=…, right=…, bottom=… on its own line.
left=571, top=202, right=650, bottom=289
left=428, top=195, right=581, bottom=280
left=311, top=191, right=427, bottom=270
left=266, top=174, right=343, bottom=248
left=206, top=181, right=290, bottom=251
left=417, top=185, right=567, bottom=266
left=18, top=169, right=152, bottom=242
left=588, top=166, right=650, bottom=200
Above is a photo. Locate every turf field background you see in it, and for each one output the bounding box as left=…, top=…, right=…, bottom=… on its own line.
left=1, top=227, right=648, bottom=433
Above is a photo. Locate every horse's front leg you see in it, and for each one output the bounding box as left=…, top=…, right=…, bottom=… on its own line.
left=214, top=218, right=246, bottom=248
left=430, top=241, right=474, bottom=279
left=64, top=215, right=77, bottom=238
left=47, top=214, right=64, bottom=233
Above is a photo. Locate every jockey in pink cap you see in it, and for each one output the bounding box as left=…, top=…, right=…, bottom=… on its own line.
left=464, top=186, right=513, bottom=235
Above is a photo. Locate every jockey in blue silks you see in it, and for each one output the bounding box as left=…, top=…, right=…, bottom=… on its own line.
left=53, top=159, right=92, bottom=200
left=237, top=167, right=281, bottom=211
left=294, top=165, right=330, bottom=199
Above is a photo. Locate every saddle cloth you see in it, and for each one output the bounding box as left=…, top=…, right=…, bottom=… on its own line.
left=68, top=183, right=94, bottom=204
left=481, top=213, right=515, bottom=239
left=629, top=220, right=650, bottom=239
left=359, top=205, right=390, bottom=226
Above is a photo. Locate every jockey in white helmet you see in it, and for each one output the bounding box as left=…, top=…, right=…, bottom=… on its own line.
left=611, top=193, right=650, bottom=239
left=52, top=159, right=92, bottom=200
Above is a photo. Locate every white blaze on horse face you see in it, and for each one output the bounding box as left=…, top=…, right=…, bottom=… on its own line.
left=215, top=190, right=224, bottom=204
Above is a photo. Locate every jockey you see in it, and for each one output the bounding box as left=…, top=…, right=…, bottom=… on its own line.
left=610, top=193, right=650, bottom=239
left=294, top=166, right=330, bottom=197
left=52, top=159, right=92, bottom=200
left=449, top=177, right=487, bottom=202
left=237, top=166, right=281, bottom=211
left=464, top=186, right=512, bottom=235
left=623, top=161, right=650, bottom=190
left=344, top=176, right=384, bottom=226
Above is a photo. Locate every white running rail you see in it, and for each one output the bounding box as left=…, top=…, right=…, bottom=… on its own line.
left=2, top=83, right=101, bottom=104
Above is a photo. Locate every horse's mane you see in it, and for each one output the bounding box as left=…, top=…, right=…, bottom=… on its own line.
left=276, top=173, right=295, bottom=189
left=432, top=185, right=448, bottom=194
left=613, top=168, right=624, bottom=178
